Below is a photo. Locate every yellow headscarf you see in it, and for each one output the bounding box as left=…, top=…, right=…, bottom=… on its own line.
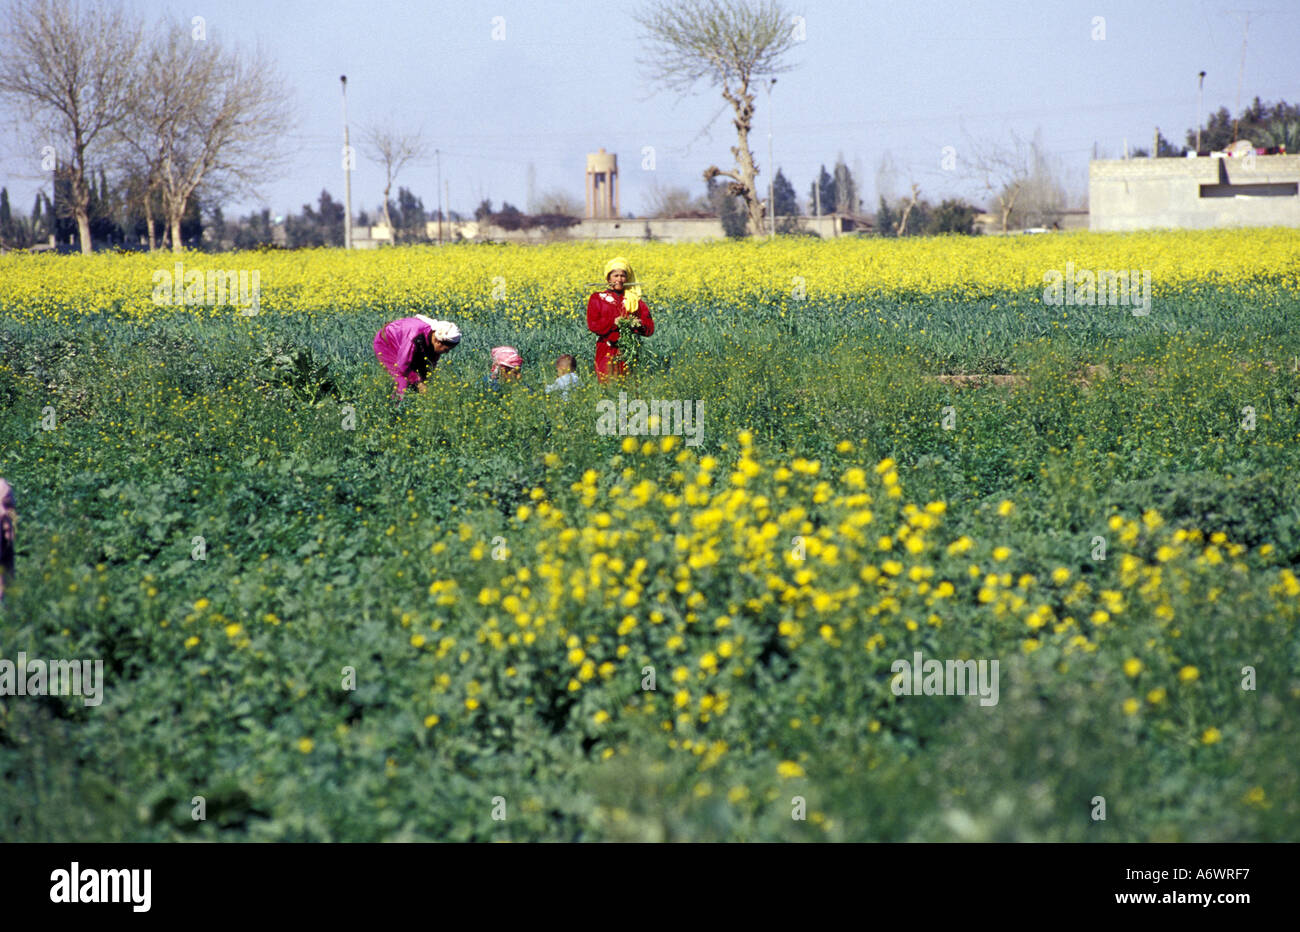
left=603, top=256, right=641, bottom=315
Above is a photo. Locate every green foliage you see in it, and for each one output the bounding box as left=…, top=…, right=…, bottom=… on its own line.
left=1, top=279, right=1298, bottom=841
left=252, top=340, right=339, bottom=405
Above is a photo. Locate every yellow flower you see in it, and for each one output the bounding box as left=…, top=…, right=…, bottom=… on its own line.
left=183, top=636, right=200, bottom=649
left=465, top=697, right=480, bottom=711
left=1146, top=687, right=1166, bottom=704
left=224, top=623, right=242, bottom=639
left=424, top=714, right=440, bottom=728
left=1122, top=698, right=1140, bottom=716
left=194, top=598, right=210, bottom=611
left=621, top=436, right=638, bottom=453
left=593, top=709, right=610, bottom=725
left=411, top=634, right=426, bottom=648
left=1051, top=567, right=1070, bottom=585
left=297, top=738, right=314, bottom=754
left=1123, top=658, right=1142, bottom=677
left=1177, top=665, right=1199, bottom=683
left=992, top=546, right=1011, bottom=561
left=776, top=760, right=805, bottom=778
left=996, top=500, right=1014, bottom=517
left=1201, top=727, right=1221, bottom=745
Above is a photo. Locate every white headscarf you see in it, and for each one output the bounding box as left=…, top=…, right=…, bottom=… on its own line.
left=415, top=316, right=461, bottom=344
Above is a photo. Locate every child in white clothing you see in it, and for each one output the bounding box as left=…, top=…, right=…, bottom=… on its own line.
left=545, top=354, right=580, bottom=399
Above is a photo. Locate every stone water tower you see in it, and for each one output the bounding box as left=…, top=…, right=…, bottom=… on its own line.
left=585, top=148, right=619, bottom=219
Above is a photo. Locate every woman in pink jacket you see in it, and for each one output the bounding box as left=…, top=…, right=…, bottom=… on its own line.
left=373, top=315, right=461, bottom=397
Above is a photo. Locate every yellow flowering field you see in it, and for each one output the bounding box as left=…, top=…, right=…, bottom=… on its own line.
left=1, top=228, right=1297, bottom=327
left=1, top=231, right=1298, bottom=841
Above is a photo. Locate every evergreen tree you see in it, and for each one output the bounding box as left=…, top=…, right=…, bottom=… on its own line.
left=772, top=168, right=798, bottom=216
left=395, top=187, right=425, bottom=241
left=808, top=165, right=834, bottom=215
left=924, top=198, right=980, bottom=235
left=832, top=157, right=859, bottom=214
left=0, top=188, right=13, bottom=246
left=876, top=196, right=896, bottom=237
left=707, top=177, right=748, bottom=238
left=31, top=193, right=45, bottom=243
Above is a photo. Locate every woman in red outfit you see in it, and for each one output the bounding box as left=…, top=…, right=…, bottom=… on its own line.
left=587, top=256, right=654, bottom=382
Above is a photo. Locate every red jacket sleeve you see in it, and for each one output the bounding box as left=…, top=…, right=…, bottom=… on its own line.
left=588, top=292, right=618, bottom=338
left=635, top=299, right=654, bottom=337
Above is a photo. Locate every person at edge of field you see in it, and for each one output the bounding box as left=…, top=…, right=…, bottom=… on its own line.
left=373, top=315, right=461, bottom=398
left=483, top=345, right=523, bottom=392
left=545, top=354, right=580, bottom=399
left=586, top=256, right=654, bottom=383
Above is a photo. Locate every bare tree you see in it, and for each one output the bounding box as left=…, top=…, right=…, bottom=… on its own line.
left=645, top=180, right=708, bottom=218
left=896, top=183, right=921, bottom=236
left=114, top=24, right=188, bottom=251
left=361, top=122, right=428, bottom=233
left=124, top=23, right=294, bottom=253
left=635, top=0, right=800, bottom=236
left=1011, top=139, right=1067, bottom=230
left=532, top=188, right=584, bottom=218
left=965, top=129, right=1065, bottom=233
left=0, top=0, right=144, bottom=253
left=965, top=131, right=1032, bottom=234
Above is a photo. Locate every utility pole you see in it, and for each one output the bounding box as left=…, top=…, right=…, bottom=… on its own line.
left=1152, top=126, right=1159, bottom=158
left=341, top=75, right=353, bottom=249
left=765, top=78, right=776, bottom=240
left=1196, top=71, right=1206, bottom=154
left=436, top=148, right=442, bottom=245
left=50, top=156, right=57, bottom=247
left=445, top=179, right=451, bottom=238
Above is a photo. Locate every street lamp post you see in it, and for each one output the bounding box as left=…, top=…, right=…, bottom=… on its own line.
left=1196, top=71, right=1206, bottom=154
left=341, top=75, right=353, bottom=249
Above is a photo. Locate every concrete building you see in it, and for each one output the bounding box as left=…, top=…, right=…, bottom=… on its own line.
left=1089, top=154, right=1300, bottom=231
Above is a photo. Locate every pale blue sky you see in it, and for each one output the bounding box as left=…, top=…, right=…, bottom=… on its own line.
left=2, top=0, right=1297, bottom=219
